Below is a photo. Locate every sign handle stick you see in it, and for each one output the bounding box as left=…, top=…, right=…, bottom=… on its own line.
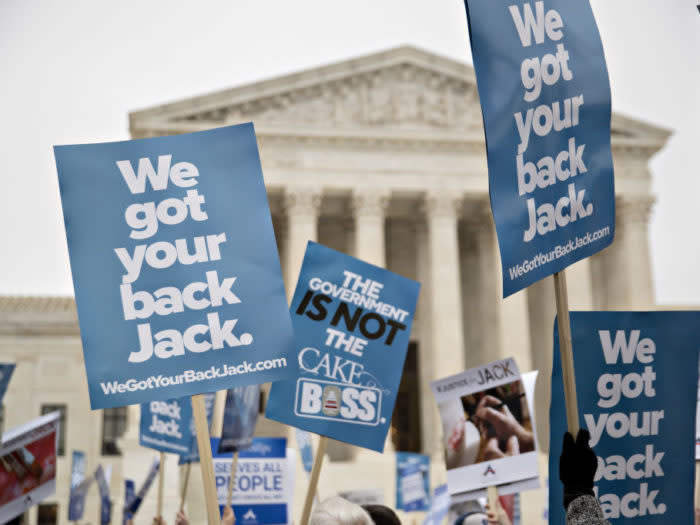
left=487, top=486, right=499, bottom=515
left=157, top=451, right=165, bottom=518
left=553, top=270, right=580, bottom=434
left=695, top=460, right=700, bottom=508
left=226, top=451, right=239, bottom=509
left=300, top=435, right=328, bottom=525
left=180, top=462, right=191, bottom=512
left=192, top=394, right=220, bottom=525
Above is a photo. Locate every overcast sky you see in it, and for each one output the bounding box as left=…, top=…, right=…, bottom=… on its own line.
left=1, top=0, right=698, bottom=304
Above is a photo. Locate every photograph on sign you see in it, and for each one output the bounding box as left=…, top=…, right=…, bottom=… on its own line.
left=266, top=241, right=420, bottom=452
left=0, top=412, right=59, bottom=523
left=431, top=359, right=538, bottom=494
left=549, top=311, right=700, bottom=525
left=53, top=123, right=296, bottom=409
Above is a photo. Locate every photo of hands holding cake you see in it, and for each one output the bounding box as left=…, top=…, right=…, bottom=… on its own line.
left=439, top=379, right=535, bottom=469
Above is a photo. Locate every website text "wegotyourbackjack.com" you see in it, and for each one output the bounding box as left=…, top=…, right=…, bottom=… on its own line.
left=99, top=358, right=287, bottom=395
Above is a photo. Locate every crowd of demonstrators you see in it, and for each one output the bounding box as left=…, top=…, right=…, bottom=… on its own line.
left=132, top=429, right=686, bottom=525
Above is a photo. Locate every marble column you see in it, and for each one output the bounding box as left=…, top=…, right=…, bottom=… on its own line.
left=461, top=198, right=502, bottom=367
left=284, top=186, right=321, bottom=299
left=424, top=191, right=466, bottom=379
left=352, top=190, right=389, bottom=267
left=590, top=196, right=655, bottom=309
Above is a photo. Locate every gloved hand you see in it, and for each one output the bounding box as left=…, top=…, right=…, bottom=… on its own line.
left=559, top=429, right=598, bottom=509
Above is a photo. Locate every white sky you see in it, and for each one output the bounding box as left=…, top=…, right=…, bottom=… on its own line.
left=0, top=0, right=698, bottom=304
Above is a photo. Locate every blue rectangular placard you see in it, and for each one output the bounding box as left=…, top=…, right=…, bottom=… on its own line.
left=218, top=386, right=260, bottom=454
left=139, top=397, right=192, bottom=455
left=463, top=0, right=615, bottom=296
left=396, top=452, right=430, bottom=512
left=421, top=485, right=449, bottom=525
left=212, top=437, right=289, bottom=525
left=549, top=311, right=700, bottom=524
left=68, top=450, right=87, bottom=521
left=54, top=123, right=296, bottom=408
left=265, top=242, right=420, bottom=452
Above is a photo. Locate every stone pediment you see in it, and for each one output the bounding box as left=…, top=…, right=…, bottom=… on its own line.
left=130, top=46, right=671, bottom=151
left=130, top=47, right=483, bottom=137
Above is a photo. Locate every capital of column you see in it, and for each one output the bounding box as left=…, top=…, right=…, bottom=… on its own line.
left=284, top=187, right=322, bottom=218
left=351, top=190, right=390, bottom=219
left=616, top=195, right=655, bottom=225
left=422, top=191, right=464, bottom=221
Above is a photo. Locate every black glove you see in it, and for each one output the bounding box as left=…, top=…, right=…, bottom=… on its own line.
left=559, top=429, right=598, bottom=509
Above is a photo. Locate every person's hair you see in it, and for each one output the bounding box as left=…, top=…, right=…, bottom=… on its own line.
left=310, top=497, right=374, bottom=525
left=361, top=504, right=401, bottom=525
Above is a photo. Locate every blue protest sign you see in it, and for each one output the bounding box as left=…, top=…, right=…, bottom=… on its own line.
left=549, top=311, right=700, bottom=524
left=396, top=452, right=430, bottom=512
left=421, top=485, right=450, bottom=525
left=95, top=465, right=112, bottom=525
left=126, top=457, right=160, bottom=514
left=140, top=397, right=192, bottom=455
left=295, top=429, right=313, bottom=474
left=122, top=479, right=135, bottom=525
left=0, top=364, right=15, bottom=403
left=54, top=123, right=296, bottom=409
left=463, top=0, right=615, bottom=296
left=68, top=450, right=88, bottom=521
left=212, top=437, right=289, bottom=525
left=218, top=386, right=260, bottom=454
left=179, top=392, right=216, bottom=464
left=266, top=242, right=420, bottom=452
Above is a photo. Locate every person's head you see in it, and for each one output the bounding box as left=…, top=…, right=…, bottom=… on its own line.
left=361, top=504, right=401, bottom=525
left=310, top=497, right=373, bottom=525
left=454, top=511, right=489, bottom=525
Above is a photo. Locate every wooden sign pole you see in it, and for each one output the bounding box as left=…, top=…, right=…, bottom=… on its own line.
left=299, top=436, right=328, bottom=525
left=157, top=451, right=165, bottom=519
left=487, top=486, right=499, bottom=516
left=192, top=394, right=220, bottom=525
left=553, top=270, right=580, bottom=434
left=180, top=462, right=191, bottom=512
left=226, top=451, right=239, bottom=509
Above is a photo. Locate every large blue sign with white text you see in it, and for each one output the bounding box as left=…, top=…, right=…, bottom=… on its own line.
left=139, top=397, right=192, bottom=455
left=549, top=312, right=700, bottom=524
left=463, top=0, right=615, bottom=296
left=54, top=123, right=296, bottom=408
left=265, top=242, right=420, bottom=452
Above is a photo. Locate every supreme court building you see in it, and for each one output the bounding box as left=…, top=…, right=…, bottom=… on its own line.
left=0, top=46, right=670, bottom=525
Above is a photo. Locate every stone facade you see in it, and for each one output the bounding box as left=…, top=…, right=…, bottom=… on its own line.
left=0, top=46, right=669, bottom=525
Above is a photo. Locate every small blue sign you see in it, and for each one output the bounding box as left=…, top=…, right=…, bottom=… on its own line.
left=212, top=437, right=289, bottom=525
left=396, top=452, right=430, bottom=512
left=218, top=386, right=260, bottom=454
left=266, top=242, right=420, bottom=452
left=0, top=364, right=15, bottom=403
left=54, top=123, right=296, bottom=408
left=463, top=0, right=615, bottom=296
left=549, top=311, right=700, bottom=524
left=140, top=397, right=192, bottom=455
left=68, top=450, right=88, bottom=521
left=122, top=479, right=135, bottom=525
left=421, top=485, right=450, bottom=525
left=95, top=465, right=112, bottom=525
